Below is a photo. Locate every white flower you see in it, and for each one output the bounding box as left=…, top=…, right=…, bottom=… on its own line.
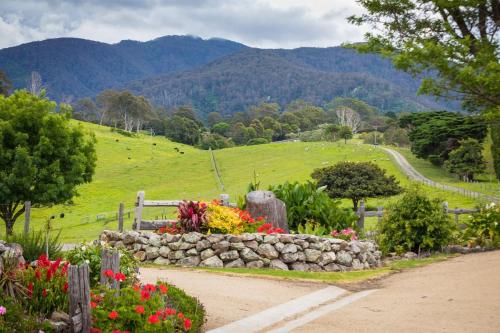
left=81, top=246, right=86, bottom=251
left=85, top=259, right=90, bottom=264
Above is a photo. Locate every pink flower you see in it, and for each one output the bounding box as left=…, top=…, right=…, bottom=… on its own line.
left=0, top=306, right=6, bottom=315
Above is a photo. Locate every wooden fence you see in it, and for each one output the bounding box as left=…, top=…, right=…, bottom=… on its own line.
left=133, top=191, right=235, bottom=231
left=356, top=200, right=478, bottom=230
left=68, top=249, right=121, bottom=333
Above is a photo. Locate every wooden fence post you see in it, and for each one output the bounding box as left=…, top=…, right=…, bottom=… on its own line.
left=100, top=249, right=120, bottom=290
left=134, top=191, right=145, bottom=231
left=68, top=263, right=91, bottom=333
left=24, top=201, right=31, bottom=235
left=377, top=206, right=383, bottom=224
left=118, top=203, right=124, bottom=232
left=357, top=200, right=365, bottom=231
left=220, top=194, right=230, bottom=207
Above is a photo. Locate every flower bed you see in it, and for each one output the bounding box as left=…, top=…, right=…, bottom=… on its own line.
left=0, top=242, right=205, bottom=332
left=100, top=231, right=382, bottom=272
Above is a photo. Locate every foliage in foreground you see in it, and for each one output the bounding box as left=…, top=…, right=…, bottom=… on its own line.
left=6, top=230, right=62, bottom=262
left=0, top=295, right=52, bottom=333
left=270, top=181, right=358, bottom=232
left=65, top=243, right=139, bottom=287
left=312, top=161, right=403, bottom=210
left=90, top=282, right=201, bottom=333
left=377, top=186, right=455, bottom=254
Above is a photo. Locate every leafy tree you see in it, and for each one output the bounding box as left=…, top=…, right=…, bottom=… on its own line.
left=0, top=91, right=97, bottom=234
left=229, top=122, right=249, bottom=145
left=338, top=126, right=353, bottom=144
left=377, top=186, right=454, bottom=253
left=400, top=111, right=486, bottom=165
left=164, top=115, right=201, bottom=145
left=360, top=131, right=383, bottom=145
left=445, top=138, right=486, bottom=180
left=199, top=133, right=234, bottom=150
left=348, top=0, right=500, bottom=117
left=491, top=118, right=500, bottom=179
left=211, top=122, right=231, bottom=136
left=0, top=69, right=12, bottom=96
left=322, top=124, right=341, bottom=141
left=383, top=126, right=410, bottom=147
left=207, top=112, right=223, bottom=127
left=172, top=105, right=199, bottom=122
left=312, top=161, right=403, bottom=210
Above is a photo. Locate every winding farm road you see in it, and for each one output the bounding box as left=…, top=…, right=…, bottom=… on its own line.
left=381, top=147, right=500, bottom=203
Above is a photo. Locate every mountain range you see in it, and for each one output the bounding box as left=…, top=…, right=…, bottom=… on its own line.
left=0, top=35, right=458, bottom=117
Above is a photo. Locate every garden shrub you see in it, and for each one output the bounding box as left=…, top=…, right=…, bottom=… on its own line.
left=6, top=230, right=62, bottom=262
left=173, top=200, right=264, bottom=235
left=206, top=205, right=246, bottom=234
left=297, top=221, right=328, bottom=236
left=65, top=243, right=139, bottom=288
left=464, top=203, right=500, bottom=248
left=377, top=186, right=455, bottom=254
left=270, top=181, right=358, bottom=232
left=0, top=295, right=52, bottom=333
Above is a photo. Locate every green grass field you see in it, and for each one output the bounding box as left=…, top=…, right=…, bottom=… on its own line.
left=4, top=122, right=485, bottom=242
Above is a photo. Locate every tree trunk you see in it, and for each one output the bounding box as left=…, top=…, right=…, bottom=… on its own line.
left=0, top=202, right=26, bottom=236
left=352, top=198, right=359, bottom=211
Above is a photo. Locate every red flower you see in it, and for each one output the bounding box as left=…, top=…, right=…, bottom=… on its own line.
left=108, top=310, right=119, bottom=320
left=103, top=269, right=114, bottom=278
left=184, top=318, right=192, bottom=330
left=135, top=305, right=145, bottom=314
left=148, top=314, right=159, bottom=324
left=141, top=290, right=150, bottom=301
left=46, top=268, right=53, bottom=281
left=63, top=282, right=69, bottom=293
left=90, top=328, right=101, bottom=333
left=35, top=269, right=41, bottom=280
left=37, top=254, right=50, bottom=267
left=27, top=282, right=34, bottom=297
left=42, top=289, right=47, bottom=297
left=132, top=284, right=140, bottom=292
left=177, top=312, right=184, bottom=319
left=61, top=261, right=70, bottom=275
left=158, top=284, right=168, bottom=294
left=114, top=272, right=126, bottom=282
left=90, top=301, right=97, bottom=309
left=165, top=308, right=176, bottom=316
left=143, top=284, right=156, bottom=292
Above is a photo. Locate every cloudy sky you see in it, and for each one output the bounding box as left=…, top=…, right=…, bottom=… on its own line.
left=0, top=0, right=368, bottom=49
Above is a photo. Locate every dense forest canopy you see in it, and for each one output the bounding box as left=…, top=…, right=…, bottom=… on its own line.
left=0, top=35, right=460, bottom=117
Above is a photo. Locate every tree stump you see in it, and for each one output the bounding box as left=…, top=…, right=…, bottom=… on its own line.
left=68, top=263, right=91, bottom=333
left=246, top=191, right=289, bottom=233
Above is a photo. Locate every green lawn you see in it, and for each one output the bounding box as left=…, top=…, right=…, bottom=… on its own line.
left=3, top=122, right=484, bottom=242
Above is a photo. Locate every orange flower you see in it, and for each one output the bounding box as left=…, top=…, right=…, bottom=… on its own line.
left=158, top=284, right=168, bottom=294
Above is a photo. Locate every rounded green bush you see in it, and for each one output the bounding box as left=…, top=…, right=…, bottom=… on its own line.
left=377, top=186, right=455, bottom=254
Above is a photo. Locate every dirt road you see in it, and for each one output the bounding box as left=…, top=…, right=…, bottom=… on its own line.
left=381, top=147, right=499, bottom=203
left=141, top=251, right=500, bottom=332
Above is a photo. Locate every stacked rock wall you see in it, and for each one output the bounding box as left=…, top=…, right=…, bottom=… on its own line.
left=100, top=230, right=382, bottom=272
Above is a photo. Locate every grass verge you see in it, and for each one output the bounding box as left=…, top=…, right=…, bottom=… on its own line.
left=142, top=254, right=454, bottom=284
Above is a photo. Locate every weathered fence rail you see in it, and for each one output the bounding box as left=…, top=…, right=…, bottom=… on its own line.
left=133, top=191, right=236, bottom=231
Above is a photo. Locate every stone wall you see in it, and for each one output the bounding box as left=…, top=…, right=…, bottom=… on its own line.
left=100, top=230, right=382, bottom=272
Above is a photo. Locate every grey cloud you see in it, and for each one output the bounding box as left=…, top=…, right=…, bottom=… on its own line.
left=0, top=0, right=366, bottom=49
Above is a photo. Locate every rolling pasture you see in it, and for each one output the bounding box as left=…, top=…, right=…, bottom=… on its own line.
left=10, top=122, right=484, bottom=242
